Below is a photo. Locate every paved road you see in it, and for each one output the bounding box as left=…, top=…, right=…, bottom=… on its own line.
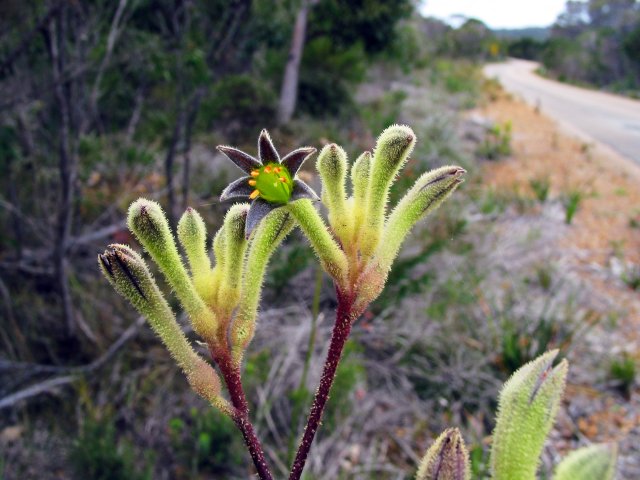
left=484, top=59, right=640, bottom=165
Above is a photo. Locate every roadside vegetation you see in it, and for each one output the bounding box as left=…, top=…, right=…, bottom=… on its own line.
left=504, top=0, right=640, bottom=96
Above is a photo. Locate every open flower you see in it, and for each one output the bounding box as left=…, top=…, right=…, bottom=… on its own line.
left=218, top=129, right=319, bottom=237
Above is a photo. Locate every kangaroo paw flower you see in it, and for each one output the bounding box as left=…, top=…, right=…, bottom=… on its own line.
left=218, top=129, right=318, bottom=237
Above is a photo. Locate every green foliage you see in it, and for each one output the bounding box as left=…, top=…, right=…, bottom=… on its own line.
left=429, top=60, right=483, bottom=108
left=540, top=0, right=640, bottom=93
left=168, top=407, right=245, bottom=477
left=200, top=75, right=276, bottom=137
left=609, top=354, right=636, bottom=396
left=384, top=21, right=424, bottom=72
left=622, top=264, right=640, bottom=291
left=298, top=38, right=367, bottom=116
left=492, top=292, right=594, bottom=375
left=499, top=316, right=560, bottom=375
left=477, top=122, right=512, bottom=160
left=507, top=37, right=547, bottom=60
left=563, top=189, right=583, bottom=224
left=69, top=414, right=153, bottom=480
left=446, top=19, right=497, bottom=60
left=477, top=187, right=509, bottom=215
left=469, top=444, right=490, bottom=479
left=529, top=176, right=551, bottom=203
left=309, top=0, right=413, bottom=55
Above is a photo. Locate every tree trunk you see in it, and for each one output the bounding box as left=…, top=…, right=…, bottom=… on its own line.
left=181, top=89, right=204, bottom=210
left=277, top=0, right=314, bottom=125
left=165, top=107, right=182, bottom=229
left=47, top=5, right=77, bottom=335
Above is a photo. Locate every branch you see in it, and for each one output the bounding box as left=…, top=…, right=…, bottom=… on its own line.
left=89, top=0, right=129, bottom=123
left=67, top=220, right=127, bottom=249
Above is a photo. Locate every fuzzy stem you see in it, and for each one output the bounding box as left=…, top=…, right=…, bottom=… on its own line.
left=287, top=265, right=324, bottom=464
left=289, top=289, right=354, bottom=480
left=286, top=199, right=348, bottom=287
left=211, top=346, right=274, bottom=480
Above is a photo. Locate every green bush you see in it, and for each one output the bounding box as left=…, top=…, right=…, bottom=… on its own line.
left=168, top=407, right=245, bottom=477
left=609, top=355, right=636, bottom=396
left=298, top=38, right=367, bottom=116
left=477, top=121, right=512, bottom=160
left=69, top=414, right=152, bottom=480
left=563, top=189, right=583, bottom=224
left=529, top=175, right=551, bottom=203
left=200, top=75, right=276, bottom=137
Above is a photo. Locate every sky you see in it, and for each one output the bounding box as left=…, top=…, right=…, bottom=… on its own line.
left=420, top=0, right=568, bottom=29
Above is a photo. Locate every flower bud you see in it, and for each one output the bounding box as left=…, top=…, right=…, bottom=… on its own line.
left=178, top=207, right=214, bottom=302
left=232, top=207, right=295, bottom=362
left=218, top=204, right=249, bottom=315
left=377, top=166, right=465, bottom=271
left=416, top=428, right=470, bottom=480
left=127, top=198, right=217, bottom=342
left=351, top=151, right=371, bottom=203
left=490, top=350, right=568, bottom=480
left=361, top=125, right=416, bottom=257
left=209, top=225, right=226, bottom=305
left=98, top=244, right=157, bottom=311
left=554, top=443, right=617, bottom=480
left=99, top=245, right=227, bottom=413
left=350, top=151, right=372, bottom=243
left=317, top=144, right=350, bottom=243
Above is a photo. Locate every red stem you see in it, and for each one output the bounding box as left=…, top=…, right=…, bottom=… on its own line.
left=212, top=347, right=274, bottom=480
left=289, top=290, right=354, bottom=480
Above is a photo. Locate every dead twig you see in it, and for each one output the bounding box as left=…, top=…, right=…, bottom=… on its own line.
left=0, top=316, right=145, bottom=410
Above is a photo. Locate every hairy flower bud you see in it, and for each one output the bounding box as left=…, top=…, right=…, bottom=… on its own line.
left=554, top=444, right=617, bottom=480
left=98, top=244, right=228, bottom=412
left=99, top=244, right=156, bottom=310
left=178, top=207, right=214, bottom=302
left=378, top=166, right=465, bottom=271
left=218, top=204, right=249, bottom=315
left=232, top=208, right=295, bottom=362
left=317, top=143, right=350, bottom=243
left=490, top=350, right=568, bottom=480
left=350, top=151, right=372, bottom=243
left=128, top=198, right=217, bottom=342
left=361, top=125, right=416, bottom=257
left=416, top=428, right=470, bottom=480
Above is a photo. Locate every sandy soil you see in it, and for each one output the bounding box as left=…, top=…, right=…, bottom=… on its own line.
left=477, top=89, right=640, bottom=322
